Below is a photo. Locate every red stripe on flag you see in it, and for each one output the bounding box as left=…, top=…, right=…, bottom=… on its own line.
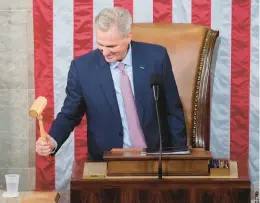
left=114, top=0, right=133, bottom=17
left=192, top=0, right=211, bottom=27
left=73, top=0, right=93, bottom=161
left=153, top=0, right=172, bottom=22
left=33, top=0, right=55, bottom=190
left=231, top=0, right=251, bottom=177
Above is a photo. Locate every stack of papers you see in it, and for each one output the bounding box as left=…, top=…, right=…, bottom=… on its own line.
left=141, top=146, right=191, bottom=155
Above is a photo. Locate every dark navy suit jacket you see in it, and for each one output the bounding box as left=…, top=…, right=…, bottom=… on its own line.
left=49, top=41, right=187, bottom=161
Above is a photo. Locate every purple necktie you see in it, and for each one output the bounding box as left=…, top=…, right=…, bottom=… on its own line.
left=118, top=62, right=147, bottom=148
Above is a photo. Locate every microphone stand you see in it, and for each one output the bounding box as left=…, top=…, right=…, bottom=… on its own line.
left=153, top=85, right=163, bottom=179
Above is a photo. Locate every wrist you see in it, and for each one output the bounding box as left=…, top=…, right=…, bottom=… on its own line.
left=50, top=140, right=57, bottom=154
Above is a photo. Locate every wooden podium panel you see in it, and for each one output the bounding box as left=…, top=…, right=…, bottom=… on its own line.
left=103, top=148, right=212, bottom=176
left=70, top=159, right=251, bottom=203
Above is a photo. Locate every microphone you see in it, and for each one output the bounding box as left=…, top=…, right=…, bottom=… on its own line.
left=150, top=73, right=164, bottom=179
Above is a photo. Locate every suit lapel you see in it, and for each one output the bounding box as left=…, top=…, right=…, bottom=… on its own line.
left=97, top=53, right=121, bottom=122
left=131, top=41, right=146, bottom=127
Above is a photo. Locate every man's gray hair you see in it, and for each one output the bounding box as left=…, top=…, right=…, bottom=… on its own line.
left=94, top=7, right=132, bottom=37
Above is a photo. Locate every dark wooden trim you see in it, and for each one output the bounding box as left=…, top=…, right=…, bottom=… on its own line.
left=71, top=177, right=251, bottom=203
left=71, top=177, right=251, bottom=186
left=192, top=29, right=219, bottom=148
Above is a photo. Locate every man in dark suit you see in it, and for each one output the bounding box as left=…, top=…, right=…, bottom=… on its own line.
left=36, top=7, right=187, bottom=161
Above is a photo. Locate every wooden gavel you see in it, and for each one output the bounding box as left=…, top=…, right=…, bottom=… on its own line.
left=29, top=96, right=47, bottom=142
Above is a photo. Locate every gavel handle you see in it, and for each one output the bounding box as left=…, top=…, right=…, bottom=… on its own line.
left=37, top=115, right=47, bottom=142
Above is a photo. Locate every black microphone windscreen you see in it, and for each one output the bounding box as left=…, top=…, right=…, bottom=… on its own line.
left=150, top=73, right=163, bottom=87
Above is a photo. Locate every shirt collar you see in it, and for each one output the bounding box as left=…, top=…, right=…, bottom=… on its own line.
left=110, top=43, right=132, bottom=69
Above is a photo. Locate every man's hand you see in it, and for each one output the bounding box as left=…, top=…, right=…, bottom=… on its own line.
left=36, top=134, right=57, bottom=156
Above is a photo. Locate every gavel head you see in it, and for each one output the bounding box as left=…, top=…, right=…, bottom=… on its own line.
left=29, top=96, right=47, bottom=118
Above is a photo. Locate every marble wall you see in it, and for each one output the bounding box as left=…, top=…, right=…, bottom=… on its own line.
left=0, top=0, right=35, bottom=191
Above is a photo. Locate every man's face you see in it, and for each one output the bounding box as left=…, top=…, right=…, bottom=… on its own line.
left=96, top=26, right=132, bottom=63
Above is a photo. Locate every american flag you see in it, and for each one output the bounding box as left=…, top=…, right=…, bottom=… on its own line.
left=33, top=0, right=259, bottom=192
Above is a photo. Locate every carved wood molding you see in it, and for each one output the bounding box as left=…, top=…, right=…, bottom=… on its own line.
left=192, top=29, right=219, bottom=148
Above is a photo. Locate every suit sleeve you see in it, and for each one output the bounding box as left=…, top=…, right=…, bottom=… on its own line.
left=162, top=48, right=187, bottom=146
left=49, top=60, right=86, bottom=154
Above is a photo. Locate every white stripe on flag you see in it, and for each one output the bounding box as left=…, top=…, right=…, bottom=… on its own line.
left=53, top=0, right=74, bottom=190
left=133, top=0, right=153, bottom=22
left=172, top=0, right=191, bottom=23
left=93, top=0, right=114, bottom=49
left=210, top=0, right=232, bottom=158
left=249, top=0, right=259, bottom=193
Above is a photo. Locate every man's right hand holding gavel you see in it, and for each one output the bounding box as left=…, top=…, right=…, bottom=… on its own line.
left=36, top=134, right=57, bottom=156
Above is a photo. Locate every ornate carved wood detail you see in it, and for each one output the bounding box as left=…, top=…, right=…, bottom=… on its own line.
left=195, top=188, right=251, bottom=203
left=71, top=189, right=120, bottom=203
left=192, top=29, right=219, bottom=148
